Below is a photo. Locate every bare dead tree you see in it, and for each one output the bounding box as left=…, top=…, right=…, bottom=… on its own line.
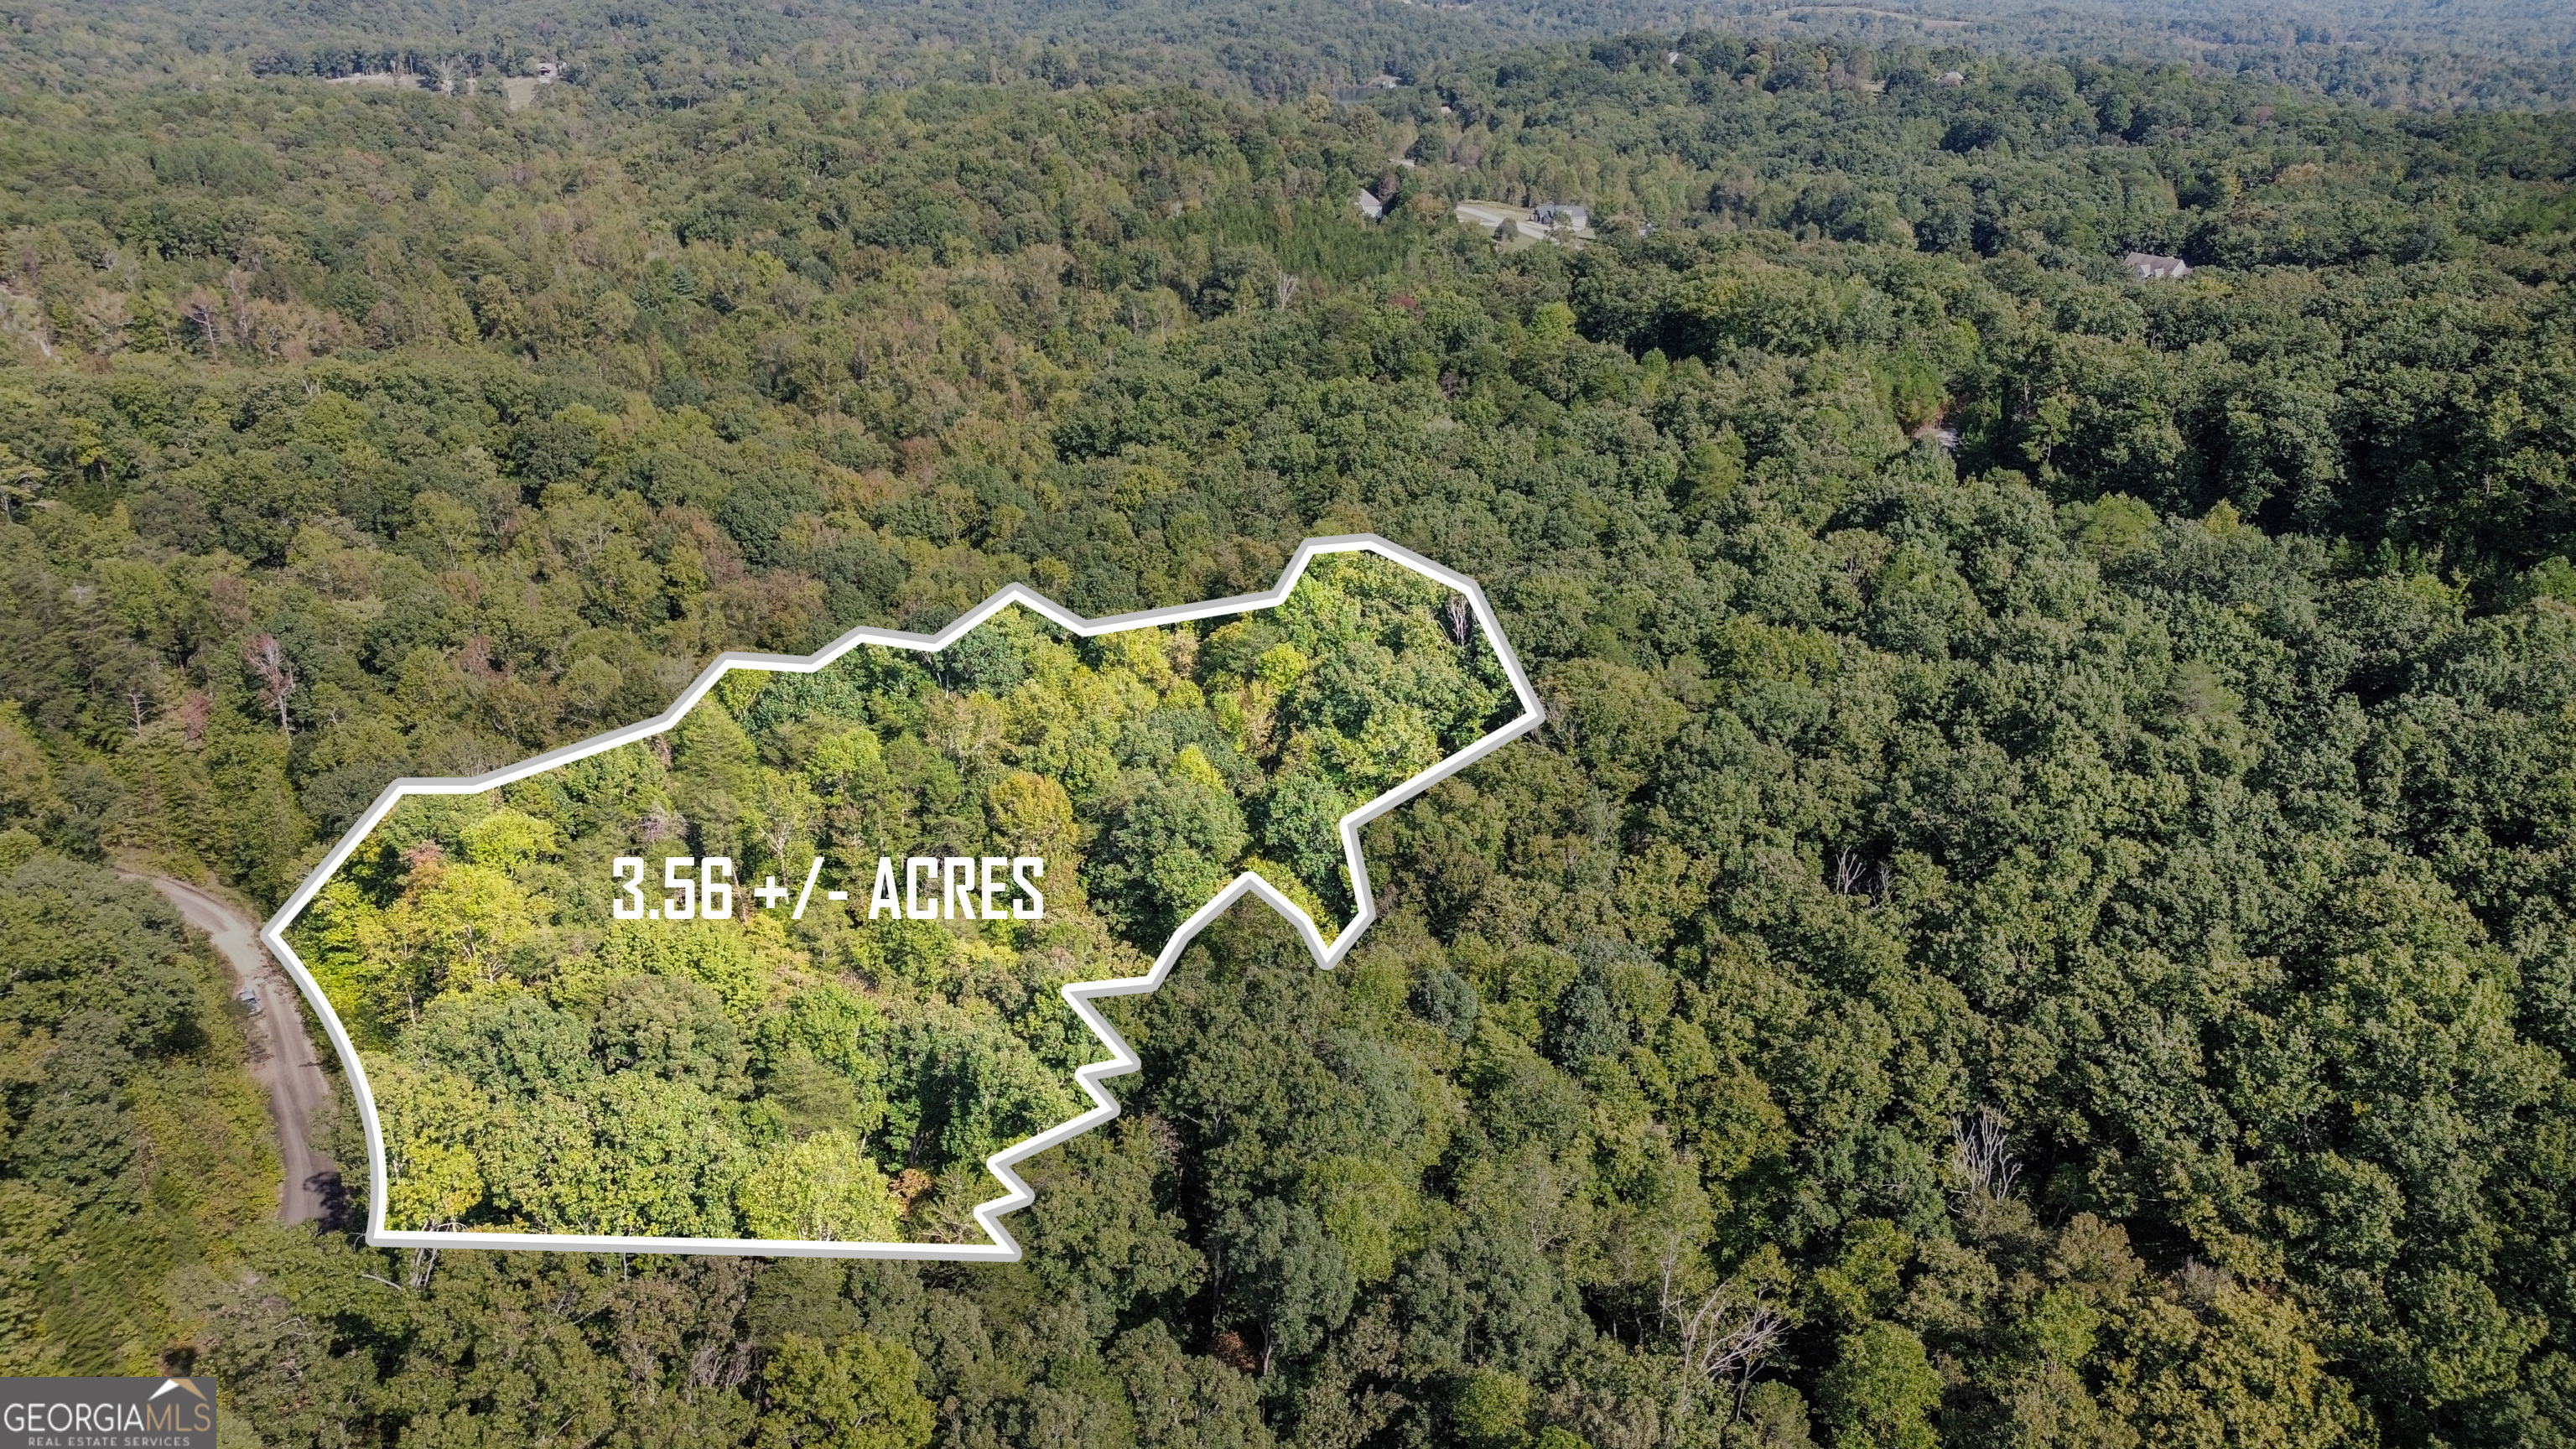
left=244, top=634, right=295, bottom=739
left=1834, top=847, right=1865, bottom=896
left=223, top=268, right=257, bottom=344
left=1273, top=272, right=1300, bottom=309
left=1831, top=849, right=1898, bottom=906
left=181, top=291, right=225, bottom=358
left=1665, top=1280, right=1788, bottom=1439
left=1444, top=593, right=1473, bottom=647
left=358, top=1222, right=453, bottom=1292
left=688, top=1337, right=755, bottom=1392
left=1953, top=1104, right=2021, bottom=1202
left=638, top=803, right=688, bottom=846
left=757, top=792, right=808, bottom=878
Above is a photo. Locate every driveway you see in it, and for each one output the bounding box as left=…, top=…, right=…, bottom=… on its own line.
left=135, top=875, right=340, bottom=1225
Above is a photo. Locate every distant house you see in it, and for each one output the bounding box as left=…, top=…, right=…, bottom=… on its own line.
left=1368, top=74, right=1402, bottom=89
left=1938, top=70, right=1966, bottom=86
left=1353, top=190, right=1385, bottom=222
left=535, top=60, right=560, bottom=83
left=1533, top=203, right=1589, bottom=231
left=2123, top=251, right=2191, bottom=280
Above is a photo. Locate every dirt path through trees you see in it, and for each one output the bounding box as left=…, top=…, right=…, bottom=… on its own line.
left=137, top=875, right=340, bottom=1225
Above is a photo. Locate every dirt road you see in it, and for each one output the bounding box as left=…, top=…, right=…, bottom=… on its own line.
left=138, top=875, right=340, bottom=1225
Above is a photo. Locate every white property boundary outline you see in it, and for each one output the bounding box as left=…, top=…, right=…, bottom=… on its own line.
left=263, top=535, right=1543, bottom=1260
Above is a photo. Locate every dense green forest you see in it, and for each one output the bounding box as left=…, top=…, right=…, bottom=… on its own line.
left=2, top=10, right=2576, bottom=1448
left=5, top=0, right=2576, bottom=108
left=292, top=553, right=1514, bottom=1243
left=0, top=851, right=278, bottom=1375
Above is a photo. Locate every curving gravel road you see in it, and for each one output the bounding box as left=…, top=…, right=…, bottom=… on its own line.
left=135, top=875, right=340, bottom=1225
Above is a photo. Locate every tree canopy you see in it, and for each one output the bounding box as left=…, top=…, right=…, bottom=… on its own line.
left=3, top=15, right=2576, bottom=1449
left=288, top=552, right=1513, bottom=1243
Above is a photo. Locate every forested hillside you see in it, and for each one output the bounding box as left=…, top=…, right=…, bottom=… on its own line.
left=7, top=0, right=2576, bottom=108
left=0, top=853, right=278, bottom=1374
left=291, top=552, right=1515, bottom=1245
left=2, top=21, right=2575, bottom=1449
